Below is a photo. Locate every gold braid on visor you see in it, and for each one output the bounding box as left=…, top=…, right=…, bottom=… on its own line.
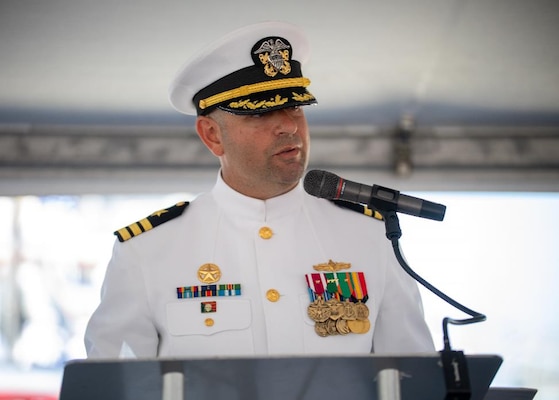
left=199, top=77, right=311, bottom=110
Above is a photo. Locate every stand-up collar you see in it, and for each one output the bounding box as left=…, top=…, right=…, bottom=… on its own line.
left=211, top=172, right=304, bottom=221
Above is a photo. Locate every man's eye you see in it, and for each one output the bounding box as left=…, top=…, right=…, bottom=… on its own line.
left=249, top=107, right=301, bottom=119
left=289, top=106, right=302, bottom=114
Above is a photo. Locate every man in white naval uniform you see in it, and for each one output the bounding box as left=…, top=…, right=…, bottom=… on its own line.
left=85, top=21, right=434, bottom=359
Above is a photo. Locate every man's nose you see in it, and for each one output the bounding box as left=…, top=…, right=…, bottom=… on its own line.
left=275, top=109, right=298, bottom=136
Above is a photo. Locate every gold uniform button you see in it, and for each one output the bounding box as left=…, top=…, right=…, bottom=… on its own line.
left=204, top=318, right=214, bottom=327
left=266, top=289, right=280, bottom=302
left=259, top=226, right=273, bottom=239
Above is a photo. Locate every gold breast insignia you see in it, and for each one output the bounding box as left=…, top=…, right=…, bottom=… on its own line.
left=197, top=263, right=222, bottom=284
left=313, top=259, right=351, bottom=272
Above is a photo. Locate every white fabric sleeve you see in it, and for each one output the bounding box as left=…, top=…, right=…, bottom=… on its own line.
left=84, top=240, right=159, bottom=359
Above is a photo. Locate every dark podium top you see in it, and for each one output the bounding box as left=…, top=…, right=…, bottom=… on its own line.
left=60, top=353, right=503, bottom=400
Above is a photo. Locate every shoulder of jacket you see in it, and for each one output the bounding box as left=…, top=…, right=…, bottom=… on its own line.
left=329, top=199, right=384, bottom=221
left=114, top=201, right=190, bottom=242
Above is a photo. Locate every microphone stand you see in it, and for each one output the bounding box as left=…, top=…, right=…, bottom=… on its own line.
left=381, top=210, right=486, bottom=400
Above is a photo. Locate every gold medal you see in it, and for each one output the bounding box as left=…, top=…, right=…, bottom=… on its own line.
left=354, top=302, right=370, bottom=320
left=335, top=319, right=350, bottom=335
left=307, top=297, right=331, bottom=322
left=347, top=318, right=371, bottom=334
left=347, top=319, right=364, bottom=334
left=326, top=298, right=344, bottom=320
left=361, top=319, right=371, bottom=333
left=314, top=321, right=329, bottom=337
left=341, top=301, right=357, bottom=320
left=326, top=319, right=339, bottom=336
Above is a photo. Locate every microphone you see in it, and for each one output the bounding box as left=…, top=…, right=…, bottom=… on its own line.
left=303, top=169, right=446, bottom=221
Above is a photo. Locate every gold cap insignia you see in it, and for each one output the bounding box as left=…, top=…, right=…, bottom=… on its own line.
left=253, top=37, right=292, bottom=77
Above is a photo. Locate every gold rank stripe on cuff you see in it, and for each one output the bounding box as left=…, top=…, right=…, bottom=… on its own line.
left=114, top=201, right=190, bottom=242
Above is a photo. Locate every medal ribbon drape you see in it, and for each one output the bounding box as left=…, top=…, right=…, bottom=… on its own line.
left=350, top=272, right=368, bottom=303
left=311, top=273, right=326, bottom=297
left=306, top=273, right=326, bottom=301
left=337, top=272, right=353, bottom=300
left=357, top=271, right=369, bottom=303
left=306, top=272, right=369, bottom=303
left=324, top=272, right=339, bottom=300
left=306, top=274, right=317, bottom=301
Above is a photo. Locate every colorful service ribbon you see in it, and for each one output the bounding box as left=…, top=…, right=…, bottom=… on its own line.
left=306, top=272, right=368, bottom=303
left=177, top=283, right=241, bottom=299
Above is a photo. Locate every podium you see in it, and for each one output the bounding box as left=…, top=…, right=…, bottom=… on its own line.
left=59, top=353, right=503, bottom=400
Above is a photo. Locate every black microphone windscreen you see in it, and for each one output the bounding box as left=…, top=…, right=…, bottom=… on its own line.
left=304, top=170, right=340, bottom=199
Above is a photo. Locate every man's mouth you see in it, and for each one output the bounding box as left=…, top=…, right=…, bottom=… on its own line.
left=276, top=145, right=300, bottom=156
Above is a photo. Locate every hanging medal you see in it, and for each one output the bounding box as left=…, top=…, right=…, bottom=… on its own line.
left=307, top=273, right=331, bottom=323
left=305, top=265, right=371, bottom=337
left=347, top=271, right=371, bottom=334
left=337, top=272, right=357, bottom=320
left=323, top=272, right=343, bottom=321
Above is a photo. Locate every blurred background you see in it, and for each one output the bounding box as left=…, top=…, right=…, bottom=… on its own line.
left=0, top=0, right=558, bottom=399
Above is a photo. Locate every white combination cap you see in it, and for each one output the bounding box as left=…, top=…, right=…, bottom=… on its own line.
left=169, top=21, right=317, bottom=116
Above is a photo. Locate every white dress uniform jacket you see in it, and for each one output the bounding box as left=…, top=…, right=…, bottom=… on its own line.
left=85, top=174, right=434, bottom=358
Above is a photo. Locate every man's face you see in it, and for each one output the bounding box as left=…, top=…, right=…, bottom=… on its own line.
left=209, top=106, right=310, bottom=199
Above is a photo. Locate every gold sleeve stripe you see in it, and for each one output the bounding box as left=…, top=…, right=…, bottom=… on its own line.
left=363, top=206, right=383, bottom=220
left=331, top=199, right=383, bottom=221
left=139, top=218, right=153, bottom=231
left=116, top=228, right=131, bottom=241
left=129, top=223, right=142, bottom=236
left=199, top=77, right=311, bottom=110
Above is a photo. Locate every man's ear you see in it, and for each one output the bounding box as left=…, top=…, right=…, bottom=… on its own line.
left=196, top=115, right=224, bottom=157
